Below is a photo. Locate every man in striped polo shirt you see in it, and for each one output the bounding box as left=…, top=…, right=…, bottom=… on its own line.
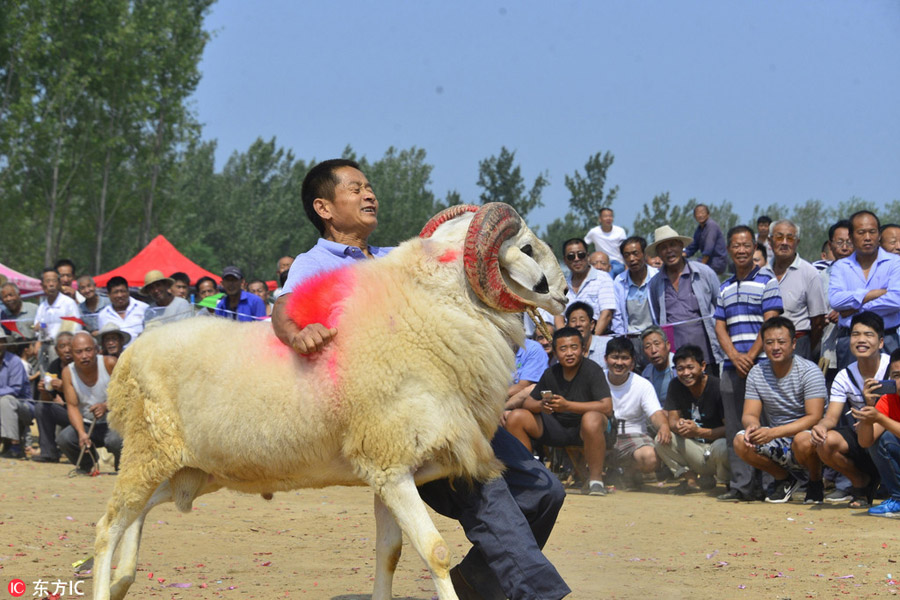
left=715, top=225, right=784, bottom=502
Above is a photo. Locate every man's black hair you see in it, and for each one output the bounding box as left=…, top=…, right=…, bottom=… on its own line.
left=247, top=278, right=267, bottom=290
left=821, top=240, right=830, bottom=253
left=757, top=215, right=772, bottom=226
left=756, top=243, right=768, bottom=261
left=760, top=315, right=796, bottom=340
left=552, top=326, right=584, bottom=348
left=673, top=344, right=705, bottom=366
left=881, top=223, right=900, bottom=233
left=170, top=272, right=190, bottom=285
left=851, top=310, right=885, bottom=338
left=890, top=348, right=900, bottom=366
left=727, top=225, right=755, bottom=245
left=106, top=276, right=129, bottom=293
left=599, top=207, right=613, bottom=215
left=694, top=203, right=709, bottom=213
left=619, top=235, right=647, bottom=255
left=195, top=276, right=217, bottom=291
left=53, top=258, right=76, bottom=274
left=604, top=335, right=635, bottom=358
left=41, top=267, right=58, bottom=279
left=561, top=238, right=588, bottom=255
left=829, top=219, right=852, bottom=241
left=849, top=210, right=881, bottom=232
left=565, top=301, right=594, bottom=322
left=301, top=159, right=361, bottom=235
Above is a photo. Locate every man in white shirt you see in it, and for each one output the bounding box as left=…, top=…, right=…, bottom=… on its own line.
left=97, top=276, right=148, bottom=344
left=33, top=268, right=82, bottom=341
left=556, top=238, right=617, bottom=336
left=584, top=207, right=627, bottom=277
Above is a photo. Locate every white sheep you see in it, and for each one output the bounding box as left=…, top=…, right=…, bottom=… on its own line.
left=91, top=202, right=567, bottom=600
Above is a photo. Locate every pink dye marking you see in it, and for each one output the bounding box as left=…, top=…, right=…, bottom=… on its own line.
left=438, top=249, right=459, bottom=263
left=267, top=336, right=292, bottom=359
left=286, top=266, right=357, bottom=329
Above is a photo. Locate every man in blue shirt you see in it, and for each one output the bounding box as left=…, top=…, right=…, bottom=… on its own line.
left=215, top=266, right=267, bottom=322
left=273, top=159, right=569, bottom=600
left=684, top=204, right=728, bottom=275
left=0, top=332, right=32, bottom=459
left=829, top=210, right=900, bottom=370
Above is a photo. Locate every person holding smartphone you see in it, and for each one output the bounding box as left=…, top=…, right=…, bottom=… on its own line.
left=854, top=348, right=900, bottom=517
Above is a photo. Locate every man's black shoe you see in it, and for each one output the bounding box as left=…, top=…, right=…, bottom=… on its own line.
left=717, top=488, right=754, bottom=502
left=30, top=456, right=60, bottom=463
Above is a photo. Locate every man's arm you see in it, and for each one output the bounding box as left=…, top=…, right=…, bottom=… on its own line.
left=0, top=356, right=28, bottom=398
left=649, top=409, right=671, bottom=444
left=62, top=368, right=90, bottom=448
left=272, top=293, right=337, bottom=354
left=811, top=398, right=845, bottom=445
left=544, top=394, right=611, bottom=416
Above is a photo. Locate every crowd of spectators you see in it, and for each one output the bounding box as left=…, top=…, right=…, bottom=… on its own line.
left=4, top=201, right=900, bottom=521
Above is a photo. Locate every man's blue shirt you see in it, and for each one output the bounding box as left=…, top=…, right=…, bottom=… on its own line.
left=215, top=290, right=267, bottom=322
left=282, top=238, right=393, bottom=295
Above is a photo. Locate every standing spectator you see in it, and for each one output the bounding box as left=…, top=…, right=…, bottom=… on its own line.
left=769, top=219, right=828, bottom=360
left=756, top=215, right=774, bottom=266
left=655, top=344, right=729, bottom=493
left=1, top=282, right=38, bottom=340
left=820, top=220, right=854, bottom=382
left=54, top=258, right=84, bottom=303
left=753, top=243, right=768, bottom=269
left=77, top=275, right=109, bottom=334
left=194, top=276, right=221, bottom=316
left=588, top=251, right=611, bottom=273
left=215, top=267, right=266, bottom=322
left=684, top=204, right=728, bottom=275
left=612, top=236, right=658, bottom=362
left=584, top=207, right=627, bottom=277
left=97, top=276, right=147, bottom=343
left=170, top=272, right=191, bottom=300
left=881, top=224, right=900, bottom=256
left=813, top=240, right=835, bottom=271
left=58, top=332, right=122, bottom=472
left=556, top=238, right=617, bottom=336
left=273, top=256, right=295, bottom=298
left=829, top=210, right=900, bottom=370
left=640, top=326, right=675, bottom=402
left=714, top=225, right=783, bottom=502
left=733, top=317, right=827, bottom=504
left=142, top=270, right=192, bottom=326
left=647, top=225, right=724, bottom=369
left=31, top=333, right=75, bottom=462
left=247, top=278, right=274, bottom=317
left=0, top=332, right=32, bottom=459
left=33, top=269, right=82, bottom=340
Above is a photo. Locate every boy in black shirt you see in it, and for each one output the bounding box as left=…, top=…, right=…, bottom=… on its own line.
left=655, top=344, right=730, bottom=493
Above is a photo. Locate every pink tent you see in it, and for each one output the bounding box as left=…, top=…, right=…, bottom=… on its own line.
left=0, top=262, right=42, bottom=293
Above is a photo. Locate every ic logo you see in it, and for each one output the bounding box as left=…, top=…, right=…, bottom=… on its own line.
left=7, top=579, right=26, bottom=597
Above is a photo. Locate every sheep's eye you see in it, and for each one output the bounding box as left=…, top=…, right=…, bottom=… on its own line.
left=521, top=244, right=533, bottom=257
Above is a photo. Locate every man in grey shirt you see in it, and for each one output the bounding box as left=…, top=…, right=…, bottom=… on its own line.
left=734, top=316, right=828, bottom=504
left=142, top=270, right=192, bottom=328
left=770, top=219, right=827, bottom=361
left=0, top=283, right=38, bottom=340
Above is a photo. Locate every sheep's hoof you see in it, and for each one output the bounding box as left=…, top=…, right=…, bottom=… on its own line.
left=261, top=493, right=273, bottom=500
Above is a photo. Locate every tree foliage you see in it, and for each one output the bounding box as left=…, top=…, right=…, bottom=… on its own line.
left=564, top=151, right=619, bottom=230
left=476, top=146, right=548, bottom=220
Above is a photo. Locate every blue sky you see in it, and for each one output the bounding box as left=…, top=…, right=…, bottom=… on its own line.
left=191, top=0, right=900, bottom=234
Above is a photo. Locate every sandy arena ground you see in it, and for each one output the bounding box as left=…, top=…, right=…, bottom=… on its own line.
left=2, top=457, right=900, bottom=600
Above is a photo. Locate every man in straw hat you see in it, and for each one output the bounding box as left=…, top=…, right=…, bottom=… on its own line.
left=142, top=270, right=192, bottom=327
left=647, top=224, right=724, bottom=372
left=95, top=322, right=131, bottom=357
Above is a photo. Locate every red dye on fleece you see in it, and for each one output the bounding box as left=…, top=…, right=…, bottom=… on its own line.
left=438, top=249, right=459, bottom=263
left=285, top=266, right=357, bottom=329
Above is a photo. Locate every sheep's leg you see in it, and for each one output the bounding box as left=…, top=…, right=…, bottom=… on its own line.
left=376, top=472, right=458, bottom=600
left=372, top=494, right=402, bottom=600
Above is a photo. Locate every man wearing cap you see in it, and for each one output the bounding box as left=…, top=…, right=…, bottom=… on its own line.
left=215, top=267, right=266, bottom=322
left=142, top=270, right=192, bottom=327
left=0, top=332, right=33, bottom=459
left=647, top=224, right=725, bottom=371
left=96, top=323, right=131, bottom=357
left=97, top=276, right=148, bottom=344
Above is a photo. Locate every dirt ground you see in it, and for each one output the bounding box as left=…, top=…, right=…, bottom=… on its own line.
left=2, top=458, right=900, bottom=600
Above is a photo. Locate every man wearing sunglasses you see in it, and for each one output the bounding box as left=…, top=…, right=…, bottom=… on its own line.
left=556, top=238, right=617, bottom=337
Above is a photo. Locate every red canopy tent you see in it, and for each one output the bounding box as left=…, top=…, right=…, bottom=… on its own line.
left=94, top=235, right=220, bottom=288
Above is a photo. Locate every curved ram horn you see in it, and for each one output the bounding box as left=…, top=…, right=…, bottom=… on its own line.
left=463, top=202, right=531, bottom=312
left=419, top=204, right=479, bottom=238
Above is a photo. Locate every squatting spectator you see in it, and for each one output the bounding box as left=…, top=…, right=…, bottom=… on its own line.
left=95, top=323, right=131, bottom=357
left=32, top=333, right=75, bottom=462
left=0, top=332, right=32, bottom=459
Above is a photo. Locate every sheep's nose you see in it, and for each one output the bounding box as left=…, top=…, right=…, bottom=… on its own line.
left=532, top=276, right=549, bottom=294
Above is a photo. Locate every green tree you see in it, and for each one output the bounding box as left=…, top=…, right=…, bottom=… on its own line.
left=564, top=151, right=619, bottom=229
left=476, top=146, right=548, bottom=220
left=541, top=212, right=584, bottom=260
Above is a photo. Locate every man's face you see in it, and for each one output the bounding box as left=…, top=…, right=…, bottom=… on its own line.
left=656, top=239, right=685, bottom=269
left=694, top=206, right=709, bottom=225
left=41, top=272, right=60, bottom=299
left=197, top=280, right=217, bottom=299
left=72, top=334, right=97, bottom=368
left=221, top=276, right=243, bottom=297
left=771, top=223, right=798, bottom=262
left=554, top=335, right=584, bottom=369
left=146, top=280, right=172, bottom=305
left=563, top=242, right=589, bottom=276
left=588, top=252, right=610, bottom=272
left=599, top=209, right=614, bottom=229
left=752, top=248, right=767, bottom=268
left=830, top=227, right=853, bottom=260
left=566, top=309, right=594, bottom=338
left=621, top=242, right=645, bottom=274
left=849, top=323, right=883, bottom=360
left=757, top=221, right=770, bottom=238
left=77, top=277, right=96, bottom=300
left=646, top=255, right=663, bottom=269
left=248, top=281, right=269, bottom=301
left=728, top=231, right=756, bottom=270
left=109, top=285, right=130, bottom=311
left=675, top=357, right=705, bottom=388
left=102, top=333, right=122, bottom=356
left=890, top=361, right=900, bottom=393
left=57, top=264, right=75, bottom=288
left=851, top=214, right=880, bottom=257
left=277, top=256, right=294, bottom=275
left=1, top=285, right=21, bottom=313
left=882, top=227, right=900, bottom=256
left=318, top=166, right=378, bottom=237
left=763, top=326, right=795, bottom=364
left=821, top=244, right=835, bottom=261
left=535, top=333, right=552, bottom=356
left=55, top=337, right=73, bottom=364
left=606, top=350, right=634, bottom=378
left=642, top=332, right=670, bottom=368
left=171, top=280, right=189, bottom=299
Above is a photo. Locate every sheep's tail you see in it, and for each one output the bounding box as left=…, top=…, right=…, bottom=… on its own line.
left=106, top=348, right=136, bottom=434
